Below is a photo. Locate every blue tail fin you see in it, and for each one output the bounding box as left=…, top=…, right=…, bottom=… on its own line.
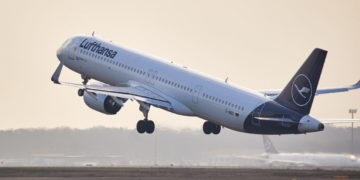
left=263, top=136, right=279, bottom=154
left=275, top=48, right=327, bottom=115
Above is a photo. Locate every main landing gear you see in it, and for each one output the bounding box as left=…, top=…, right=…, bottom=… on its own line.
left=78, top=75, right=90, bottom=97
left=137, top=120, right=155, bottom=134
left=203, top=121, right=221, bottom=135
left=136, top=102, right=155, bottom=134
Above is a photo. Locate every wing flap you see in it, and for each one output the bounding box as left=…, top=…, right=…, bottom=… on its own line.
left=59, top=81, right=172, bottom=110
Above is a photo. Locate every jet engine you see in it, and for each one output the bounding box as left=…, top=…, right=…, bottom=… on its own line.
left=83, top=91, right=124, bottom=115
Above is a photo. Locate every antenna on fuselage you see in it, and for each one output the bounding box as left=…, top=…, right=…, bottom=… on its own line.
left=92, top=31, right=95, bottom=36
left=225, top=77, right=229, bottom=83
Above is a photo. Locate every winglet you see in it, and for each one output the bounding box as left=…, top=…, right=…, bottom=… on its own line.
left=352, top=80, right=360, bottom=89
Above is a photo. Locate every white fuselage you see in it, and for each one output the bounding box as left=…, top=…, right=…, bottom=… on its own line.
left=57, top=35, right=270, bottom=132
left=266, top=153, right=360, bottom=167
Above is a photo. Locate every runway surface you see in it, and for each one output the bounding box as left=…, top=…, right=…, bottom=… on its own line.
left=0, top=167, right=359, bottom=180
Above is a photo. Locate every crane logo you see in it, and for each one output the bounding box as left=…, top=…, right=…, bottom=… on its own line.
left=291, top=74, right=312, bottom=107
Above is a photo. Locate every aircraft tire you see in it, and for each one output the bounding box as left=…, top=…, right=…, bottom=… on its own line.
left=136, top=120, right=146, bottom=134
left=203, top=121, right=212, bottom=134
left=145, top=120, right=155, bottom=134
left=78, top=89, right=84, bottom=96
left=213, top=124, right=221, bottom=134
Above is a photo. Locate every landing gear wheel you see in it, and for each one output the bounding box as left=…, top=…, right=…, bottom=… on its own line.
left=136, top=120, right=146, bottom=134
left=213, top=125, right=221, bottom=134
left=203, top=121, right=221, bottom=135
left=145, top=120, right=155, bottom=134
left=137, top=102, right=155, bottom=134
left=78, top=89, right=84, bottom=96
left=203, top=121, right=212, bottom=134
left=136, top=120, right=155, bottom=134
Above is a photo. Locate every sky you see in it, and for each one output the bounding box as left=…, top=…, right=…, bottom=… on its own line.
left=0, top=0, right=359, bottom=130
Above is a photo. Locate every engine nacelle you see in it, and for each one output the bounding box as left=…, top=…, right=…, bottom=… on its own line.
left=83, top=91, right=123, bottom=115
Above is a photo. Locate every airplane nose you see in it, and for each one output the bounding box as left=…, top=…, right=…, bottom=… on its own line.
left=318, top=123, right=325, bottom=131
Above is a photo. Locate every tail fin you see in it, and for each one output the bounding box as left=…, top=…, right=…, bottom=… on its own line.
left=275, top=48, right=327, bottom=115
left=263, top=136, right=278, bottom=154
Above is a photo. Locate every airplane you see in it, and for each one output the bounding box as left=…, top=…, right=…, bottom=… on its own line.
left=262, top=135, right=360, bottom=167
left=51, top=34, right=360, bottom=135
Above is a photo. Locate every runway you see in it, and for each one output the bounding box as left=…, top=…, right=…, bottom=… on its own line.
left=0, top=167, right=359, bottom=180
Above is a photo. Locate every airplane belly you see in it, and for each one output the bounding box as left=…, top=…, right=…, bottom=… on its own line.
left=193, top=95, right=267, bottom=132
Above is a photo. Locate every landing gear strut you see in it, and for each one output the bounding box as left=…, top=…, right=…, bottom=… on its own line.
left=136, top=102, right=155, bottom=134
left=203, top=121, right=221, bottom=135
left=81, top=74, right=90, bottom=85
left=78, top=75, right=90, bottom=97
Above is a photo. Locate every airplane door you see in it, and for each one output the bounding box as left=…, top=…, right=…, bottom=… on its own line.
left=68, top=42, right=83, bottom=73
left=69, top=44, right=77, bottom=60
left=192, top=85, right=202, bottom=104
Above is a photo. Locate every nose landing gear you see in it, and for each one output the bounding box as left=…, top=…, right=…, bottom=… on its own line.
left=78, top=89, right=85, bottom=96
left=78, top=75, right=90, bottom=97
left=81, top=74, right=90, bottom=85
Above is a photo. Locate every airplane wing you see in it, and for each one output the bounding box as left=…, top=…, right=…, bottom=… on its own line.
left=259, top=80, right=360, bottom=97
left=319, top=119, right=360, bottom=124
left=59, top=81, right=173, bottom=110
